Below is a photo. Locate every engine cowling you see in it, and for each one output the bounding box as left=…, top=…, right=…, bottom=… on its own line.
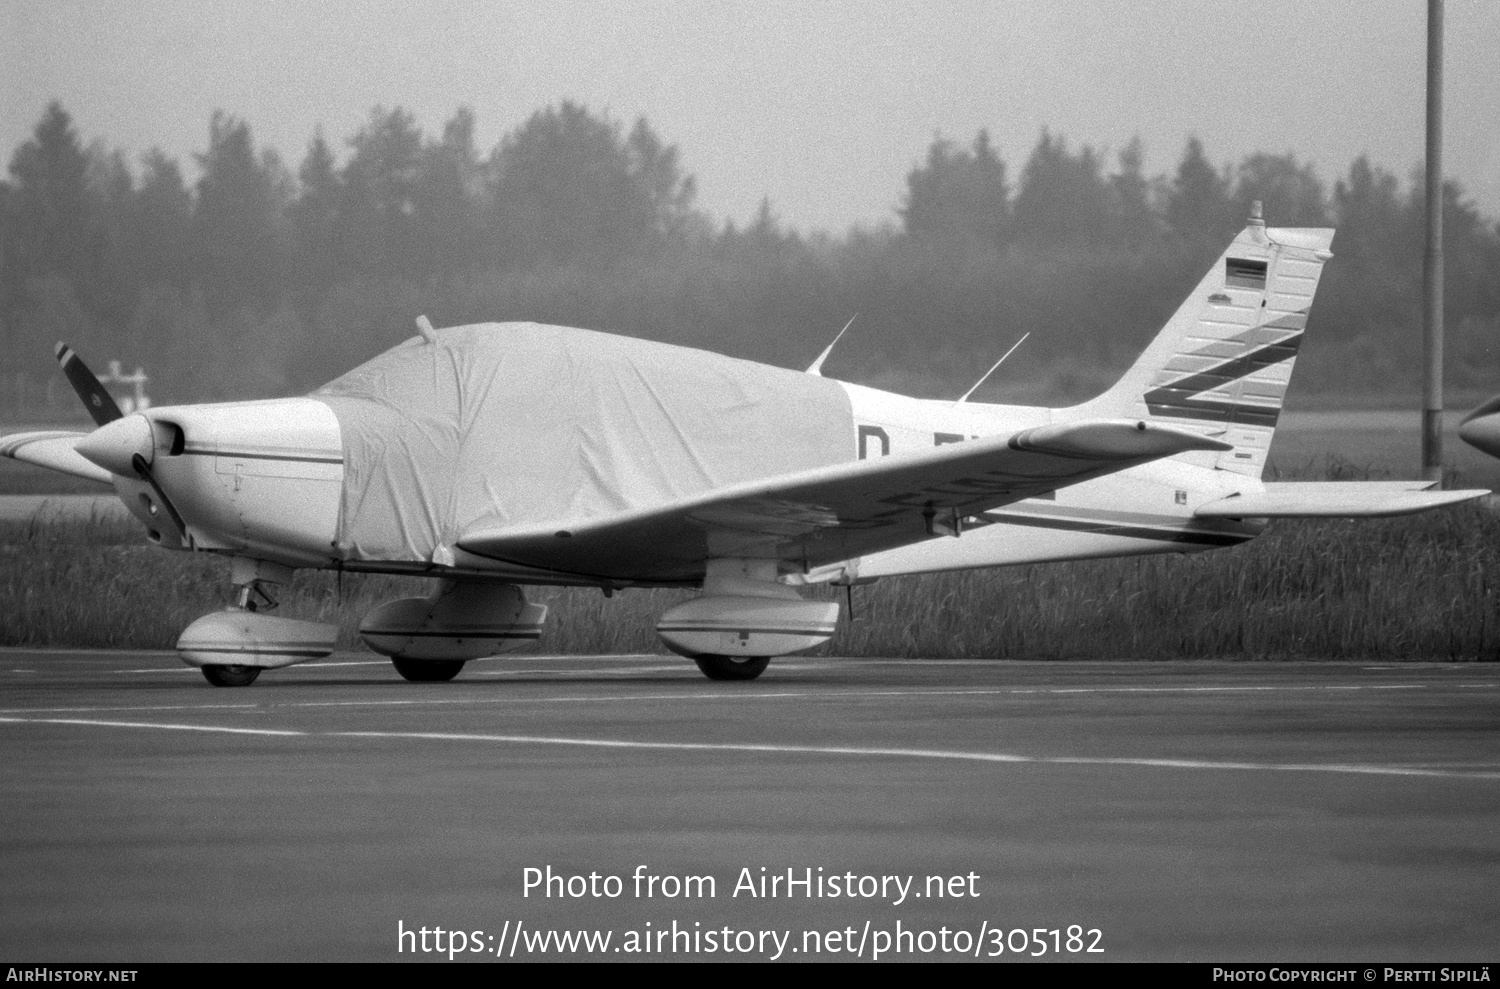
left=360, top=581, right=547, bottom=661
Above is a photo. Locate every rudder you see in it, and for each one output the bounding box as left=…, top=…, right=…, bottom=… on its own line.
left=1068, top=207, right=1335, bottom=477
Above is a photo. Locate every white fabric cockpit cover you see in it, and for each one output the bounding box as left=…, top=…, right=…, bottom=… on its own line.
left=314, top=322, right=857, bottom=563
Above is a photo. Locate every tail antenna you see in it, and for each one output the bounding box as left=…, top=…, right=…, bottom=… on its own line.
left=806, top=315, right=857, bottom=376
left=955, top=332, right=1030, bottom=404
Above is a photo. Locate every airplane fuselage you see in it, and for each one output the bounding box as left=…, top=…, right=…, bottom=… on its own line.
left=120, top=380, right=1263, bottom=587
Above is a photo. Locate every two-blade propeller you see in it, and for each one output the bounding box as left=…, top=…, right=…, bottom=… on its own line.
left=56, top=342, right=187, bottom=542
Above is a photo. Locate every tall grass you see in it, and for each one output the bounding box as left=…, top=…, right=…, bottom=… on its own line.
left=3, top=502, right=1497, bottom=660
left=831, top=508, right=1500, bottom=660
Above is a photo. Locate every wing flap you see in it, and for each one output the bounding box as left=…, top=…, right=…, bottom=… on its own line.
left=1194, top=481, right=1488, bottom=519
left=457, top=419, right=1229, bottom=583
left=0, top=431, right=113, bottom=484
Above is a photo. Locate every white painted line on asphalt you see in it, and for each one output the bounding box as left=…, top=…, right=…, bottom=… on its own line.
left=337, top=730, right=1500, bottom=780
left=290, top=682, right=1497, bottom=705
left=0, top=648, right=179, bottom=657
left=469, top=665, right=691, bottom=677
left=5, top=681, right=1497, bottom=718
left=112, top=659, right=392, bottom=673
left=4, top=714, right=1496, bottom=780
left=0, top=703, right=261, bottom=715
left=287, top=689, right=896, bottom=708
left=116, top=667, right=200, bottom=674
left=113, top=659, right=388, bottom=673
left=2, top=690, right=949, bottom=715
left=114, top=657, right=680, bottom=674
left=0, top=716, right=304, bottom=737
left=285, top=660, right=391, bottom=669
left=840, top=659, right=1009, bottom=665
left=1035, top=684, right=1432, bottom=694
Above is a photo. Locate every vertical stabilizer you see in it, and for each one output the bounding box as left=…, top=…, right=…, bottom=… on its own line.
left=1068, top=209, right=1334, bottom=476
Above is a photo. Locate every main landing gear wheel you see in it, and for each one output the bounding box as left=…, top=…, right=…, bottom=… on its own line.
left=692, top=654, right=771, bottom=681
left=392, top=658, right=466, bottom=682
left=201, top=664, right=261, bottom=687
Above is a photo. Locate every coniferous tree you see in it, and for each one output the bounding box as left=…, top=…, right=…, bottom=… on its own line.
left=338, top=106, right=423, bottom=279
left=489, top=102, right=693, bottom=269
left=290, top=128, right=340, bottom=291
left=135, top=149, right=194, bottom=290
left=1333, top=157, right=1407, bottom=264
left=1234, top=153, right=1328, bottom=226
left=2, top=100, right=1498, bottom=411
left=413, top=107, right=484, bottom=281
left=625, top=116, right=698, bottom=248
left=192, top=112, right=286, bottom=314
left=1012, top=129, right=1112, bottom=249
left=81, top=143, right=140, bottom=328
left=1108, top=136, right=1157, bottom=245
left=1165, top=136, right=1236, bottom=244
left=900, top=130, right=1009, bottom=248
left=6, top=101, right=93, bottom=302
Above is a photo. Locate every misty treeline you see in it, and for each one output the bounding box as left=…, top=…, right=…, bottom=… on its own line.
left=3, top=99, right=1499, bottom=409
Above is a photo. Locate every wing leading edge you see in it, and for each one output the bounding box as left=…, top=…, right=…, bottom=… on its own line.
left=457, top=419, right=1231, bottom=584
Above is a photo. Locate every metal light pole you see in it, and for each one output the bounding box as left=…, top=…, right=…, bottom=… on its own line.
left=1422, top=0, right=1444, bottom=483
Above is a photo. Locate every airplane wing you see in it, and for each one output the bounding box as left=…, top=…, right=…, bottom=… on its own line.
left=0, top=430, right=113, bottom=484
left=457, top=419, right=1230, bottom=583
left=1194, top=481, right=1487, bottom=519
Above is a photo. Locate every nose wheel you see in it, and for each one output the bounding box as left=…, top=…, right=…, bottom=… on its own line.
left=692, top=654, right=770, bottom=681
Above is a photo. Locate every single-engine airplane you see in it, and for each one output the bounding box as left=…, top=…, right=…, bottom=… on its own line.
left=2, top=205, right=1486, bottom=686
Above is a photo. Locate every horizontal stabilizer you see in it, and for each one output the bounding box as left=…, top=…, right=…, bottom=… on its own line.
left=1194, top=481, right=1487, bottom=519
left=0, top=431, right=113, bottom=484
left=458, top=419, right=1230, bottom=583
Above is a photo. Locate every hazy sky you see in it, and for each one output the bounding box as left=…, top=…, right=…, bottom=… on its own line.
left=4, top=0, right=1499, bottom=232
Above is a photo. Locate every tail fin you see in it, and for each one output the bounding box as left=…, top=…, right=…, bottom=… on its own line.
left=1068, top=209, right=1334, bottom=477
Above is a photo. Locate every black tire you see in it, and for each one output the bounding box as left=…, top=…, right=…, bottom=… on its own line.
left=201, top=664, right=261, bottom=687
left=692, top=654, right=770, bottom=681
left=392, top=658, right=466, bottom=682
